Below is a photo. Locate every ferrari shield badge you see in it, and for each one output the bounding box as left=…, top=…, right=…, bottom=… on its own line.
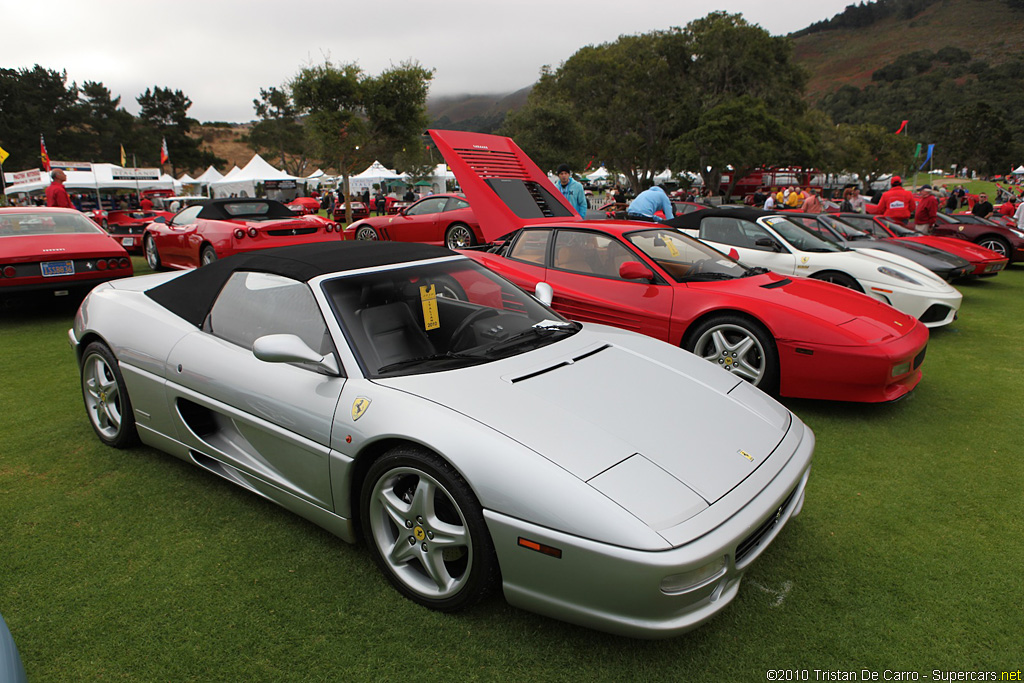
left=352, top=397, right=371, bottom=421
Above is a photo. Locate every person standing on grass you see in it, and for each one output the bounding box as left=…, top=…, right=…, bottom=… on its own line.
left=553, top=164, right=588, bottom=218
left=971, top=192, right=994, bottom=219
left=45, top=169, right=74, bottom=208
left=914, top=185, right=939, bottom=233
left=868, top=175, right=915, bottom=226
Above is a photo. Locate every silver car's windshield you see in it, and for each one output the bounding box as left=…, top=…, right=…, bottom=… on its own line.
left=763, top=215, right=845, bottom=252
left=322, top=259, right=579, bottom=378
left=628, top=228, right=760, bottom=282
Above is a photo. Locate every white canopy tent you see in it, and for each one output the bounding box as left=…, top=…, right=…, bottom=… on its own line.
left=585, top=166, right=611, bottom=182
left=348, top=161, right=405, bottom=194
left=1012, top=165, right=1024, bottom=175
left=4, top=163, right=173, bottom=199
left=209, top=154, right=300, bottom=198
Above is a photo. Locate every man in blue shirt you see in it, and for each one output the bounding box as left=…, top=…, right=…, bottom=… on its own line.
left=554, top=163, right=588, bottom=218
left=627, top=185, right=675, bottom=221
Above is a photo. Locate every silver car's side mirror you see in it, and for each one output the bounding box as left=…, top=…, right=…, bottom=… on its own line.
left=534, top=282, right=554, bottom=307
left=253, top=334, right=340, bottom=375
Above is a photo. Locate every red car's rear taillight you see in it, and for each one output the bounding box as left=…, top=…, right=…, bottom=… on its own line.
left=234, top=228, right=246, bottom=239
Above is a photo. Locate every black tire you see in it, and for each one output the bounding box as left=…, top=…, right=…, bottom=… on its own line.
left=811, top=270, right=862, bottom=291
left=355, top=225, right=379, bottom=241
left=445, top=223, right=476, bottom=250
left=685, top=314, right=779, bottom=394
left=200, top=245, right=218, bottom=266
left=360, top=446, right=498, bottom=612
left=144, top=233, right=163, bottom=271
left=976, top=236, right=1010, bottom=258
left=80, top=341, right=139, bottom=449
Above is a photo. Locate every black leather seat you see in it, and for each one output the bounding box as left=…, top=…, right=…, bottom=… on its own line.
left=358, top=302, right=435, bottom=371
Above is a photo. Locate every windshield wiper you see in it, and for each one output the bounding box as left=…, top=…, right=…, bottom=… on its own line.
left=741, top=266, right=771, bottom=277
left=469, top=320, right=580, bottom=357
left=686, top=272, right=736, bottom=281
left=376, top=351, right=482, bottom=374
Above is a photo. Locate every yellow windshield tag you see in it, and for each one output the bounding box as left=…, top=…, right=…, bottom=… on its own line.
left=665, top=236, right=680, bottom=257
left=420, top=284, right=440, bottom=330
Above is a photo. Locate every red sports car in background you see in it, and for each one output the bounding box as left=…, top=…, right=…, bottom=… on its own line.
left=428, top=129, right=929, bottom=403
left=342, top=193, right=483, bottom=249
left=931, top=212, right=1024, bottom=263
left=143, top=198, right=342, bottom=270
left=96, top=209, right=175, bottom=253
left=1, top=207, right=133, bottom=299
left=836, top=212, right=1007, bottom=277
left=286, top=197, right=321, bottom=215
left=332, top=200, right=370, bottom=222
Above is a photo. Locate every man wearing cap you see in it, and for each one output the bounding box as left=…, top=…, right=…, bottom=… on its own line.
left=914, top=185, right=939, bottom=233
left=553, top=164, right=588, bottom=218
left=868, top=175, right=916, bottom=226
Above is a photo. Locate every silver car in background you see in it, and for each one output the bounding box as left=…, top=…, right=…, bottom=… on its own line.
left=69, top=241, right=813, bottom=638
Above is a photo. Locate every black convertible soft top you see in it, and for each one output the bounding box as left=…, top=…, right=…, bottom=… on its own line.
left=663, top=207, right=772, bottom=230
left=195, top=198, right=297, bottom=221
left=146, top=241, right=455, bottom=327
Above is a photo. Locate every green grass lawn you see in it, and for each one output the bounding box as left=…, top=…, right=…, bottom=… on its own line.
left=2, top=265, right=1023, bottom=681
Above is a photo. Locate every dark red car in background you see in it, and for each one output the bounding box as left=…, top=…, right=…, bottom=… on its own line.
left=931, top=212, right=1024, bottom=263
left=342, top=193, right=483, bottom=249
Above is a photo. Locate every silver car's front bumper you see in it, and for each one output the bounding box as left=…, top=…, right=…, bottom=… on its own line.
left=483, top=427, right=813, bottom=639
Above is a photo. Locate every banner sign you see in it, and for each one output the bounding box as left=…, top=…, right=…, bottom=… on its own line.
left=11, top=169, right=42, bottom=184
left=264, top=180, right=297, bottom=190
left=51, top=161, right=94, bottom=171
left=111, top=167, right=160, bottom=180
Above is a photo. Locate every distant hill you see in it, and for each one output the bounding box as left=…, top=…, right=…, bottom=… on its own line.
left=427, top=86, right=531, bottom=134
left=791, top=0, right=1024, bottom=99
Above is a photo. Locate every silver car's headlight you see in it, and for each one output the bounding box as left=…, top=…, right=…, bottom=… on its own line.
left=660, top=556, right=727, bottom=594
left=877, top=266, right=922, bottom=286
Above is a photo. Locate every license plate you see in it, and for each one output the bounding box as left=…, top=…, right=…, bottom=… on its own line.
left=41, top=260, right=75, bottom=277
left=122, top=237, right=135, bottom=247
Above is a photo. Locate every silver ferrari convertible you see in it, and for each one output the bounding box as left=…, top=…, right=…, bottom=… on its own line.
left=69, top=241, right=813, bottom=638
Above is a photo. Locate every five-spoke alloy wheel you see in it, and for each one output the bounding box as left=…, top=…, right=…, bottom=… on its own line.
left=361, top=447, right=497, bottom=611
left=687, top=315, right=778, bottom=392
left=80, top=341, right=138, bottom=448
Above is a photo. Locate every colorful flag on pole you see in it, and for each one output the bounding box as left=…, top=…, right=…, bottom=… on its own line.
left=894, top=120, right=908, bottom=135
left=0, top=145, right=9, bottom=165
left=913, top=143, right=922, bottom=158
left=160, top=137, right=169, bottom=164
left=40, top=135, right=51, bottom=171
left=120, top=144, right=127, bottom=167
left=919, top=144, right=935, bottom=170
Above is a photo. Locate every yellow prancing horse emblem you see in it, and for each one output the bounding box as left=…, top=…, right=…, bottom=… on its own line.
left=738, top=449, right=754, bottom=462
left=352, top=397, right=371, bottom=421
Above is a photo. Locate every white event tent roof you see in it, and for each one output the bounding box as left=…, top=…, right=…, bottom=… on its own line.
left=4, top=163, right=173, bottom=196
left=348, top=161, right=405, bottom=193
left=209, top=154, right=299, bottom=198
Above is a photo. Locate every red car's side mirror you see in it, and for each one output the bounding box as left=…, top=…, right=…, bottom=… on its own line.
left=619, top=261, right=654, bottom=281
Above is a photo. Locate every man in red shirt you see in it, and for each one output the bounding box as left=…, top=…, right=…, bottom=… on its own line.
left=45, top=169, right=74, bottom=208
left=140, top=194, right=154, bottom=211
left=914, top=185, right=938, bottom=233
left=868, top=175, right=916, bottom=226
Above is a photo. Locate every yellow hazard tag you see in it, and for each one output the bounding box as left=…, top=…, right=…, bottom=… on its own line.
left=665, top=236, right=680, bottom=257
left=420, top=284, right=440, bottom=330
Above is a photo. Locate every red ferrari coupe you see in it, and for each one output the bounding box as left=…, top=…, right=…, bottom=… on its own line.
left=835, top=213, right=1007, bottom=277
left=286, top=197, right=321, bottom=215
left=342, top=193, right=483, bottom=249
left=1, top=207, right=133, bottom=299
left=332, top=200, right=370, bottom=223
left=97, top=209, right=175, bottom=253
left=143, top=198, right=342, bottom=270
left=428, top=129, right=929, bottom=403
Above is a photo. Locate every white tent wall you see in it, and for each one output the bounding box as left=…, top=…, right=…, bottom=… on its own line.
left=209, top=154, right=301, bottom=199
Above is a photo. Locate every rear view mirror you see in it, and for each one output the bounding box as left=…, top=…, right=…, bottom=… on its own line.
left=253, top=334, right=340, bottom=375
left=755, top=237, right=780, bottom=251
left=534, top=282, right=553, bottom=306
left=153, top=216, right=167, bottom=224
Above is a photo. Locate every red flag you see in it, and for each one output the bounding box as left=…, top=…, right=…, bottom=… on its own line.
left=894, top=120, right=908, bottom=135
left=40, top=135, right=51, bottom=171
left=160, top=137, right=169, bottom=164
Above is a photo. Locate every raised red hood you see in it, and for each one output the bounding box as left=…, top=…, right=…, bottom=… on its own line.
left=428, top=129, right=584, bottom=243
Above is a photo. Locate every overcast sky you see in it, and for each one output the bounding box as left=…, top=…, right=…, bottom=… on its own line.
left=7, top=0, right=852, bottom=123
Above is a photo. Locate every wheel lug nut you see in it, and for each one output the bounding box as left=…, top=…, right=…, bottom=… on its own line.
left=416, top=515, right=424, bottom=523
left=426, top=531, right=434, bottom=540
left=408, top=537, right=415, bottom=545
left=405, top=520, right=413, bottom=528
left=421, top=543, right=428, bottom=552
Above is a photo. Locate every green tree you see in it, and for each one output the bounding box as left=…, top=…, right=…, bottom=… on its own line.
left=249, top=86, right=307, bottom=175
left=289, top=60, right=433, bottom=223
left=838, top=123, right=917, bottom=191
left=77, top=81, right=136, bottom=165
left=947, top=102, right=1011, bottom=176
left=137, top=86, right=223, bottom=175
left=0, top=65, right=80, bottom=171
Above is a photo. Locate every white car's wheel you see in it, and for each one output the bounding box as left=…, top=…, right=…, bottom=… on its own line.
left=81, top=341, right=138, bottom=448
left=361, top=446, right=498, bottom=612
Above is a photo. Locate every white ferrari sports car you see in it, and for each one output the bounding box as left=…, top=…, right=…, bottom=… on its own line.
left=69, top=241, right=813, bottom=638
left=666, top=208, right=962, bottom=327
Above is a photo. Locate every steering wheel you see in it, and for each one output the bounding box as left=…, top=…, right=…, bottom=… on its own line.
left=449, top=309, right=500, bottom=351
